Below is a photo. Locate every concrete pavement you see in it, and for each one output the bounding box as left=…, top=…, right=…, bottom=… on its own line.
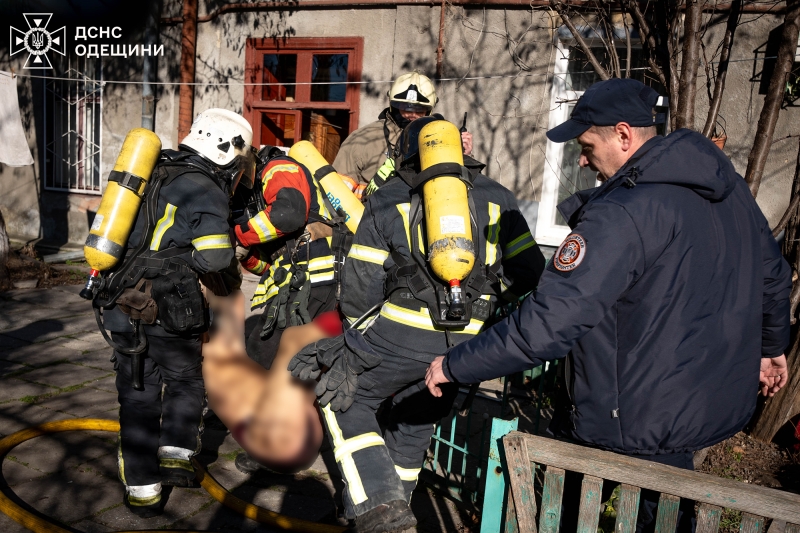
left=0, top=276, right=473, bottom=532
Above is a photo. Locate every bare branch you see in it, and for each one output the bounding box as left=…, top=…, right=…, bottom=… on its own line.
left=702, top=0, right=742, bottom=137
left=745, top=0, right=800, bottom=198
left=773, top=194, right=800, bottom=238
left=663, top=1, right=682, bottom=130
left=676, top=0, right=704, bottom=130
left=622, top=0, right=668, bottom=89
left=549, top=0, right=610, bottom=80
left=601, top=4, right=622, bottom=78
left=623, top=9, right=632, bottom=78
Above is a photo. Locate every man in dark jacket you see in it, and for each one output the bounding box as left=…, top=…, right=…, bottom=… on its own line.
left=425, top=79, right=791, bottom=528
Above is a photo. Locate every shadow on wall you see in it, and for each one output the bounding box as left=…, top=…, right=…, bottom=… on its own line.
left=391, top=6, right=553, bottom=203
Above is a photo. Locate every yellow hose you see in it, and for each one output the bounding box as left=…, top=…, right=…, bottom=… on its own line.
left=0, top=419, right=346, bottom=533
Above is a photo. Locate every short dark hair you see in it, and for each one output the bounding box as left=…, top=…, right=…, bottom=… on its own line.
left=592, top=124, right=657, bottom=141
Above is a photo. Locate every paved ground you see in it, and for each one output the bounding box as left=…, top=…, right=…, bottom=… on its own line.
left=0, top=276, right=481, bottom=533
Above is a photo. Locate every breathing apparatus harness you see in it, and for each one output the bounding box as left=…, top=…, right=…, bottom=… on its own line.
left=383, top=161, right=501, bottom=335
left=90, top=150, right=224, bottom=389
left=256, top=153, right=354, bottom=339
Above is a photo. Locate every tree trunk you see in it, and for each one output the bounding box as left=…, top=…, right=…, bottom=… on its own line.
left=0, top=209, right=11, bottom=290
left=751, top=341, right=800, bottom=442
left=744, top=0, right=800, bottom=199
left=178, top=0, right=198, bottom=141
left=676, top=0, right=704, bottom=130
left=702, top=0, right=741, bottom=138
left=750, top=138, right=800, bottom=442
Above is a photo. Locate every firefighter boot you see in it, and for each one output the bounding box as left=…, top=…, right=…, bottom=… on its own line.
left=124, top=483, right=164, bottom=518
left=353, top=500, right=417, bottom=533
left=158, top=446, right=197, bottom=487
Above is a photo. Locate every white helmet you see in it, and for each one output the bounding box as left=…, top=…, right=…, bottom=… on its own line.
left=179, top=108, right=256, bottom=191
left=387, top=72, right=438, bottom=112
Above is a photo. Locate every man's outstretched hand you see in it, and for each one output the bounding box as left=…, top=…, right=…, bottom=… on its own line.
left=426, top=356, right=451, bottom=397
left=760, top=354, right=788, bottom=397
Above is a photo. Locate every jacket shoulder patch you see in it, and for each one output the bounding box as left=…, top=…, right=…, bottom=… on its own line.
left=554, top=233, right=586, bottom=272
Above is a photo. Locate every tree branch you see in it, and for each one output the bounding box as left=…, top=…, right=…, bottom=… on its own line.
left=623, top=9, right=632, bottom=78
left=772, top=194, right=800, bottom=238
left=676, top=0, right=704, bottom=130
left=702, top=0, right=741, bottom=137
left=745, top=0, right=800, bottom=198
left=550, top=0, right=610, bottom=80
left=622, top=0, right=667, bottom=89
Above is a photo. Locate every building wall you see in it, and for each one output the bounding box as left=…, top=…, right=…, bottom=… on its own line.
left=0, top=4, right=797, bottom=247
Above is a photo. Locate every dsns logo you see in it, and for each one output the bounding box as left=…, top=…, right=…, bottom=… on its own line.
left=10, top=14, right=66, bottom=69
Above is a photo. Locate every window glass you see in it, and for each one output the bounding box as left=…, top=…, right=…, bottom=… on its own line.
left=311, top=54, right=348, bottom=102
left=555, top=117, right=598, bottom=226
left=262, top=54, right=297, bottom=101
left=260, top=112, right=297, bottom=147
left=564, top=46, right=661, bottom=92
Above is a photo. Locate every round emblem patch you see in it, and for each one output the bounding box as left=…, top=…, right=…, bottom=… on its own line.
left=554, top=234, right=586, bottom=272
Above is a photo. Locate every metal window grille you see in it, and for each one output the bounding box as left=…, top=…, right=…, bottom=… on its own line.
left=421, top=361, right=559, bottom=528
left=43, top=56, right=103, bottom=194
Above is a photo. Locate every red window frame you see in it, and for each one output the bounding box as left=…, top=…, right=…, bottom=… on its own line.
left=244, top=37, right=363, bottom=151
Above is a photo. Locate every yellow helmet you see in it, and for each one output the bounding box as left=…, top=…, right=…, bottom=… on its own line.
left=387, top=72, right=438, bottom=111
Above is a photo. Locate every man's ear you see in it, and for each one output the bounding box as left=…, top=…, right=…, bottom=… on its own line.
left=616, top=122, right=634, bottom=152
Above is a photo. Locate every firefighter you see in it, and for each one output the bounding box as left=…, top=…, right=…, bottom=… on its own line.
left=99, top=109, right=254, bottom=517
left=289, top=116, right=546, bottom=532
left=231, top=147, right=351, bottom=473
left=332, top=71, right=473, bottom=199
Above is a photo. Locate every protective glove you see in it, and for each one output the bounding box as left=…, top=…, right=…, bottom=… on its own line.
left=288, top=336, right=345, bottom=381
left=286, top=272, right=312, bottom=327
left=314, top=330, right=383, bottom=412
left=260, top=267, right=293, bottom=339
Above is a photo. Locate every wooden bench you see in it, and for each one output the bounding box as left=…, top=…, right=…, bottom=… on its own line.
left=502, top=432, right=800, bottom=533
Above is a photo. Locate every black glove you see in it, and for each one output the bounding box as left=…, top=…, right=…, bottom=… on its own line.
left=314, top=329, right=382, bottom=412
left=289, top=336, right=345, bottom=381
left=260, top=267, right=293, bottom=339
left=286, top=271, right=312, bottom=327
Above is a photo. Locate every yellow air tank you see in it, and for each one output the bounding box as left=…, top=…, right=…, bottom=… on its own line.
left=288, top=141, right=363, bottom=234
left=418, top=120, right=475, bottom=288
left=80, top=128, right=162, bottom=299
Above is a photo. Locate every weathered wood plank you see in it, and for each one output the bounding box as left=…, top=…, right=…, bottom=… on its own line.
left=576, top=475, right=603, bottom=533
left=508, top=432, right=800, bottom=523
left=503, top=435, right=538, bottom=533
left=539, top=466, right=565, bottom=533
left=615, top=484, right=641, bottom=533
left=696, top=504, right=722, bottom=533
left=785, top=522, right=800, bottom=533
left=654, top=493, right=680, bottom=533
left=740, top=513, right=765, bottom=533
left=505, top=488, right=520, bottom=533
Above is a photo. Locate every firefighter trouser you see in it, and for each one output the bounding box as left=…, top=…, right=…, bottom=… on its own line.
left=111, top=331, right=204, bottom=487
left=246, top=283, right=337, bottom=369
left=320, top=351, right=459, bottom=519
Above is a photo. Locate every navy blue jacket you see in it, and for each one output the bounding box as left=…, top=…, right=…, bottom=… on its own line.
left=444, top=129, right=791, bottom=455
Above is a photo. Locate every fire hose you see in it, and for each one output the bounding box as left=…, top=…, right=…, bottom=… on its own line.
left=0, top=418, right=346, bottom=533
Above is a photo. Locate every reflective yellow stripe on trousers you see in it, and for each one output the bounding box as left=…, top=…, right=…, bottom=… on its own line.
left=394, top=465, right=421, bottom=482
left=322, top=405, right=385, bottom=505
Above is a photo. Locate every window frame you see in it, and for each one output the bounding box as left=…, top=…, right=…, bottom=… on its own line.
left=42, top=55, right=104, bottom=194
left=244, top=37, right=363, bottom=149
left=537, top=38, right=599, bottom=246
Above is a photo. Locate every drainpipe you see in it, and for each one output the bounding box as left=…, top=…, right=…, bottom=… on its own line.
left=178, top=0, right=198, bottom=141
left=142, top=0, right=162, bottom=131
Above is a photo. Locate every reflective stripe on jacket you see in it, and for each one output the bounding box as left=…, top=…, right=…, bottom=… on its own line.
left=340, top=166, right=545, bottom=363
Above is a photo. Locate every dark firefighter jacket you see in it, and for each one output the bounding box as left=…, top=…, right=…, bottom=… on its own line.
left=104, top=155, right=234, bottom=335
left=246, top=157, right=336, bottom=311
left=444, top=129, right=792, bottom=455
left=340, top=159, right=546, bottom=363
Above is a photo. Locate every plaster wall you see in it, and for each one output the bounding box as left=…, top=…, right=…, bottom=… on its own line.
left=0, top=4, right=797, bottom=247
